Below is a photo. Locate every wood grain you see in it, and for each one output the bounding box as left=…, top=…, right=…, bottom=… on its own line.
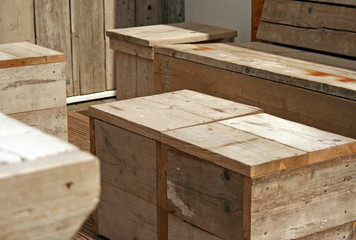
left=136, top=0, right=164, bottom=26
left=104, top=0, right=116, bottom=91
left=251, top=0, right=265, bottom=41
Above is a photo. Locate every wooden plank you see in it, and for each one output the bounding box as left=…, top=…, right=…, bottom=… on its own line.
left=165, top=0, right=185, bottom=23
left=115, top=0, right=136, bottom=27
left=68, top=111, right=90, bottom=152
left=0, top=0, right=35, bottom=44
left=0, top=42, right=65, bottom=68
left=167, top=147, right=245, bottom=239
left=97, top=181, right=157, bottom=240
left=135, top=0, right=164, bottom=26
left=104, top=0, right=115, bottom=91
left=297, top=221, right=356, bottom=240
left=116, top=52, right=137, bottom=100
left=106, top=22, right=237, bottom=47
left=154, top=43, right=356, bottom=101
left=110, top=39, right=154, bottom=59
left=95, top=119, right=157, bottom=204
left=10, top=106, right=68, bottom=141
left=251, top=0, right=265, bottom=41
left=250, top=154, right=356, bottom=239
left=154, top=54, right=356, bottom=138
left=257, top=21, right=356, bottom=57
left=136, top=57, right=154, bottom=96
left=71, top=0, right=106, bottom=95
left=0, top=62, right=66, bottom=114
left=162, top=122, right=308, bottom=177
left=34, top=0, right=73, bottom=97
left=261, top=0, right=356, bottom=32
left=236, top=42, right=356, bottom=71
left=157, top=144, right=168, bottom=240
left=304, top=0, right=356, bottom=7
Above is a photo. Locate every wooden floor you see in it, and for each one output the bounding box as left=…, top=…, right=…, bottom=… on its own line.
left=67, top=99, right=115, bottom=240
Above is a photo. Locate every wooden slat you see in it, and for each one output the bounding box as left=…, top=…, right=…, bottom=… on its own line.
left=297, top=221, right=356, bottom=240
left=104, top=0, right=115, bottom=91
left=154, top=43, right=356, bottom=100
left=304, top=0, right=356, bottom=7
left=115, top=52, right=137, bottom=99
left=71, top=0, right=106, bottom=95
left=0, top=0, right=35, bottom=44
left=68, top=111, right=90, bottom=152
left=135, top=0, right=164, bottom=26
left=116, top=0, right=136, bottom=27
left=34, top=0, right=73, bottom=96
left=165, top=0, right=185, bottom=23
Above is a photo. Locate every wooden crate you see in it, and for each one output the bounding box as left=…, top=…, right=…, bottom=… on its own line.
left=89, top=90, right=356, bottom=239
left=106, top=22, right=237, bottom=100
left=0, top=42, right=68, bottom=140
left=154, top=42, right=356, bottom=139
left=0, top=113, right=100, bottom=240
left=89, top=90, right=261, bottom=240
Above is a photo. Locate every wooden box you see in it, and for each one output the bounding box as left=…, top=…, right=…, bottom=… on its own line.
left=154, top=42, right=356, bottom=139
left=0, top=42, right=68, bottom=140
left=106, top=22, right=237, bottom=100
left=89, top=90, right=262, bottom=239
left=0, top=113, right=100, bottom=240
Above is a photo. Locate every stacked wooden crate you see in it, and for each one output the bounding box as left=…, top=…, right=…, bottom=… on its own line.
left=0, top=113, right=100, bottom=240
left=106, top=22, right=237, bottom=100
left=153, top=0, right=356, bottom=139
left=90, top=90, right=356, bottom=240
left=0, top=42, right=68, bottom=140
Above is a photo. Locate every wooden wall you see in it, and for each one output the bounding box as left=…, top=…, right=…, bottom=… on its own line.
left=0, top=0, right=184, bottom=97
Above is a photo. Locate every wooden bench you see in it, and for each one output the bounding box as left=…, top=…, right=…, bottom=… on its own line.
left=0, top=42, right=68, bottom=140
left=106, top=22, right=237, bottom=100
left=0, top=113, right=100, bottom=240
left=153, top=0, right=356, bottom=139
left=89, top=90, right=355, bottom=240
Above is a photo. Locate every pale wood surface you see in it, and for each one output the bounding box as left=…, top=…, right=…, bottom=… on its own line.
left=250, top=154, right=356, bottom=239
left=154, top=54, right=356, bottom=138
left=115, top=52, right=138, bottom=99
left=107, top=22, right=237, bottom=46
left=0, top=0, right=35, bottom=44
left=154, top=43, right=356, bottom=100
left=89, top=90, right=261, bottom=141
left=162, top=113, right=356, bottom=177
left=10, top=106, right=68, bottom=140
left=297, top=221, right=356, bottom=240
left=110, top=39, right=154, bottom=59
left=0, top=42, right=65, bottom=68
left=104, top=0, right=115, bottom=91
left=34, top=0, right=73, bottom=96
left=0, top=62, right=66, bottom=114
left=71, top=0, right=106, bottom=95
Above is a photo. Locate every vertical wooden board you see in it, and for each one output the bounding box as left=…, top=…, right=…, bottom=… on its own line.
left=136, top=57, right=154, bottom=97
left=71, top=0, right=106, bottom=95
left=98, top=181, right=157, bottom=240
left=116, top=51, right=137, bottom=99
left=34, top=0, right=73, bottom=97
left=104, top=0, right=115, bottom=90
left=95, top=119, right=157, bottom=204
left=165, top=0, right=185, bottom=23
left=0, top=0, right=35, bottom=44
left=136, top=0, right=164, bottom=26
left=251, top=0, right=265, bottom=41
left=250, top=155, right=356, bottom=239
left=116, top=0, right=136, bottom=28
left=167, top=148, right=244, bottom=239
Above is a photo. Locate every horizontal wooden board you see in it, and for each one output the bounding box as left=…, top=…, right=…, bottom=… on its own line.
left=303, top=0, right=356, bottom=7
left=154, top=43, right=356, bottom=101
left=0, top=62, right=66, bottom=114
left=9, top=106, right=68, bottom=140
left=257, top=21, right=356, bottom=57
left=89, top=90, right=261, bottom=141
left=154, top=54, right=356, bottom=138
left=0, top=42, right=65, bottom=68
left=250, top=154, right=356, bottom=239
left=110, top=39, right=154, bottom=59
left=107, top=22, right=237, bottom=46
left=297, top=221, right=356, bottom=240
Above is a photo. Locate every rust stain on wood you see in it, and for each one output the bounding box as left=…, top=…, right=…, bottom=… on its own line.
left=308, top=70, right=356, bottom=83
left=192, top=45, right=211, bottom=51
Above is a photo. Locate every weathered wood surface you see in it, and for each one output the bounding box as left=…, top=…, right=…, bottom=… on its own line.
left=0, top=113, right=100, bottom=240
left=258, top=0, right=356, bottom=57
left=154, top=43, right=356, bottom=100
left=0, top=0, right=35, bottom=44
left=136, top=0, right=164, bottom=26
left=71, top=0, right=106, bottom=95
left=301, top=0, right=356, bottom=8
left=10, top=106, right=68, bottom=140
left=34, top=0, right=73, bottom=96
left=0, top=42, right=65, bottom=68
left=89, top=90, right=261, bottom=141
left=107, top=22, right=237, bottom=47
left=162, top=113, right=355, bottom=177
left=250, top=154, right=356, bottom=239
left=297, top=221, right=356, bottom=240
left=165, top=0, right=185, bottom=24
left=68, top=111, right=90, bottom=151
left=251, top=0, right=265, bottom=41
left=154, top=53, right=356, bottom=138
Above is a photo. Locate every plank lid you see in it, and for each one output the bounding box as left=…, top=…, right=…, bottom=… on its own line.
left=0, top=42, right=65, bottom=69
left=162, top=113, right=356, bottom=177
left=106, top=22, right=237, bottom=47
left=0, top=113, right=77, bottom=165
left=154, top=43, right=356, bottom=101
left=89, top=90, right=262, bottom=141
